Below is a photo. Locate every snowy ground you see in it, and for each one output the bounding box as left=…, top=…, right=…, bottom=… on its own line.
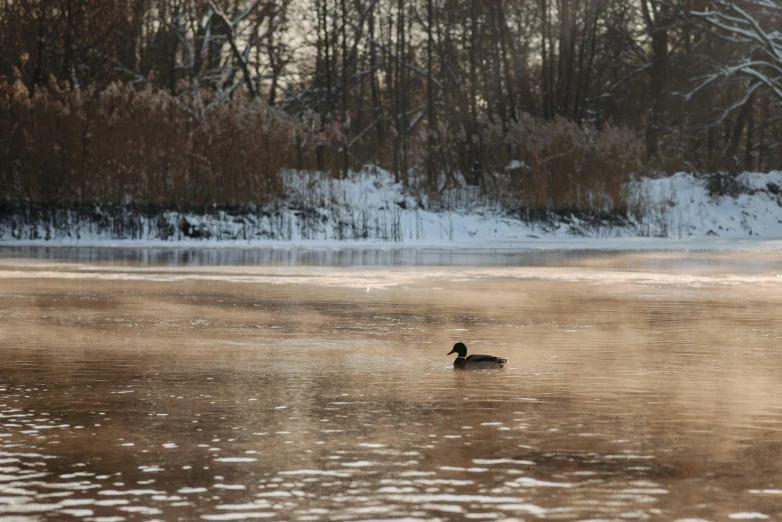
left=630, top=171, right=782, bottom=239
left=1, top=168, right=782, bottom=249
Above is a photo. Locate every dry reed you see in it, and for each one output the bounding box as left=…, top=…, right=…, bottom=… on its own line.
left=0, top=77, right=312, bottom=208
left=1, top=78, right=645, bottom=216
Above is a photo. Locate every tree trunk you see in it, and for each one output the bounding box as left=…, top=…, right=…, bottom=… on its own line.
left=556, top=0, right=571, bottom=114
left=562, top=0, right=580, bottom=116
left=725, top=90, right=755, bottom=165
left=641, top=0, right=669, bottom=159
left=497, top=0, right=517, bottom=123
left=62, top=0, right=78, bottom=88
left=757, top=93, right=769, bottom=171
left=426, top=0, right=437, bottom=186
left=322, top=0, right=332, bottom=108
left=744, top=95, right=755, bottom=171
left=267, top=10, right=280, bottom=106
left=32, top=0, right=49, bottom=86
left=573, top=0, right=601, bottom=123
left=468, top=0, right=482, bottom=185
left=369, top=9, right=384, bottom=151
left=540, top=0, right=557, bottom=119
left=490, top=2, right=507, bottom=127
left=341, top=0, right=349, bottom=178
left=400, top=0, right=409, bottom=183
left=389, top=1, right=399, bottom=180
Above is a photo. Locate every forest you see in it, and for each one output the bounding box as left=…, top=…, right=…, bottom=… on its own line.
left=1, top=0, right=781, bottom=215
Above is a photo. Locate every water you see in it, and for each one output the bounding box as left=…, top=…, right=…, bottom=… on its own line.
left=1, top=247, right=782, bottom=521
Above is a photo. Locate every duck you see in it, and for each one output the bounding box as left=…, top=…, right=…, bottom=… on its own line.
left=447, top=342, right=507, bottom=369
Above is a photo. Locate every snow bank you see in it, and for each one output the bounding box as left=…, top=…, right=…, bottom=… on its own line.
left=631, top=171, right=782, bottom=238
left=1, top=168, right=781, bottom=246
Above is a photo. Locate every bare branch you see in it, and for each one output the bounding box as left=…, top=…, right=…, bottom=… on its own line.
left=711, top=81, right=763, bottom=128
left=689, top=0, right=782, bottom=103
left=337, top=14, right=444, bottom=91
left=207, top=0, right=260, bottom=99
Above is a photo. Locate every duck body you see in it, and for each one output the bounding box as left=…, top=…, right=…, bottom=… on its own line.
left=448, top=342, right=507, bottom=369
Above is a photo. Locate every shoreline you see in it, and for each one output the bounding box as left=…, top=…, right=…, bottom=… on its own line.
left=2, top=169, right=781, bottom=250
left=3, top=237, right=782, bottom=251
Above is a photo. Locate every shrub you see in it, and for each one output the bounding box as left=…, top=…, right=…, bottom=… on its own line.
left=0, top=79, right=308, bottom=208
left=0, top=78, right=645, bottom=216
left=498, top=115, right=645, bottom=214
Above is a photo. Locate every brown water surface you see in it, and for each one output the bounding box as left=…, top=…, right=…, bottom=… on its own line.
left=1, top=248, right=782, bottom=521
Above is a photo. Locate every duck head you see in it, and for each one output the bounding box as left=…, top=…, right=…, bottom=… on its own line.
left=447, top=342, right=468, bottom=358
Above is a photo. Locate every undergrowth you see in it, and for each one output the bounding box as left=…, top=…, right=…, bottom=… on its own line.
left=1, top=78, right=646, bottom=214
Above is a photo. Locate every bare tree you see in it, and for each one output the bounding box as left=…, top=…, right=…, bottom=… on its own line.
left=689, top=0, right=782, bottom=102
left=688, top=0, right=782, bottom=165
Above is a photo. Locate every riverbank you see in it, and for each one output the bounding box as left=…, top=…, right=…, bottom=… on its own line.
left=2, top=168, right=781, bottom=246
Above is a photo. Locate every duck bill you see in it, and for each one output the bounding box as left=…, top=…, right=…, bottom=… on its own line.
left=446, top=349, right=456, bottom=355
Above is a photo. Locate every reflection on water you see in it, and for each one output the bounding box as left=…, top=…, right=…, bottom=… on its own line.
left=3, top=244, right=782, bottom=273
left=1, top=248, right=782, bottom=521
left=2, top=245, right=606, bottom=267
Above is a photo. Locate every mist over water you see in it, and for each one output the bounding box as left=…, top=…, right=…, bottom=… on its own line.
left=1, top=247, right=782, bottom=521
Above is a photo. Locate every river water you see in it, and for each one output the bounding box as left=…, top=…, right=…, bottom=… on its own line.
left=1, top=247, right=782, bottom=521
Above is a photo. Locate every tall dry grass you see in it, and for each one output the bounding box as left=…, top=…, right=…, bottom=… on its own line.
left=1, top=76, right=645, bottom=216
left=0, top=76, right=328, bottom=209
left=470, top=115, right=645, bottom=214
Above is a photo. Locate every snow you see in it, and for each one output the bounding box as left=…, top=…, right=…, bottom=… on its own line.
left=1, top=168, right=782, bottom=250
left=631, top=171, right=782, bottom=239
